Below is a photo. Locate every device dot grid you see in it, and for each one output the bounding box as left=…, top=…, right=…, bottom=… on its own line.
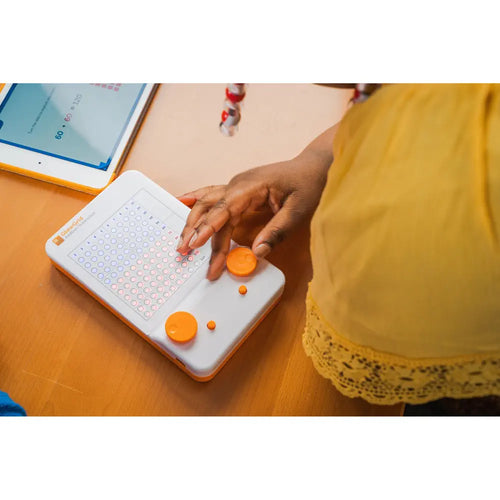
left=69, top=190, right=207, bottom=320
left=48, top=171, right=286, bottom=380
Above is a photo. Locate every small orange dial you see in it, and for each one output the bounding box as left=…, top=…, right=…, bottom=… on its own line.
left=165, top=311, right=198, bottom=343
left=226, top=247, right=257, bottom=277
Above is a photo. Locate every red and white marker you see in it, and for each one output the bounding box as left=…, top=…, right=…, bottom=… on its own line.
left=220, top=84, right=247, bottom=136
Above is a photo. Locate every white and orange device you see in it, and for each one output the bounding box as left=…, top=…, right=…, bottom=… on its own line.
left=0, top=84, right=157, bottom=194
left=46, top=170, right=285, bottom=381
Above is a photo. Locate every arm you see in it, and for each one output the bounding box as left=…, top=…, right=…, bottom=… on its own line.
left=177, top=124, right=339, bottom=280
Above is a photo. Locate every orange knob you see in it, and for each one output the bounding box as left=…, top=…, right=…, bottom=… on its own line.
left=226, top=247, right=257, bottom=277
left=165, top=311, right=198, bottom=343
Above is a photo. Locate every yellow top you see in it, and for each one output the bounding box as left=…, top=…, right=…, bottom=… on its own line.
left=303, top=84, right=500, bottom=405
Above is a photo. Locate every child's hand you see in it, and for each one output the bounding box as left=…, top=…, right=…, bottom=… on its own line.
left=176, top=125, right=338, bottom=280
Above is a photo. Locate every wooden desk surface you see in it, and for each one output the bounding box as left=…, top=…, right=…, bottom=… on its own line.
left=0, top=84, right=402, bottom=416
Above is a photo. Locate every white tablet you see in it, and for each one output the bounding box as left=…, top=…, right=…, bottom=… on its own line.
left=0, top=83, right=157, bottom=194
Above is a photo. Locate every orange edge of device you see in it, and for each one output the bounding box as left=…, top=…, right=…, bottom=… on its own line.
left=49, top=259, right=282, bottom=382
left=0, top=82, right=159, bottom=195
left=0, top=161, right=116, bottom=195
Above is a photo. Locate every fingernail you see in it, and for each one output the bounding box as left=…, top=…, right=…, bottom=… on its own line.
left=254, top=243, right=270, bottom=258
left=176, top=236, right=183, bottom=250
left=188, top=231, right=198, bottom=248
left=179, top=196, right=196, bottom=208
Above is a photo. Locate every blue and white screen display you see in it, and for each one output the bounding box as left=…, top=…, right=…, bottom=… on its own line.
left=0, top=83, right=146, bottom=171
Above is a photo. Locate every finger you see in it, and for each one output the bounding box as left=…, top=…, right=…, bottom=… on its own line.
left=251, top=195, right=303, bottom=258
left=177, top=185, right=221, bottom=210
left=187, top=187, right=257, bottom=249
left=177, top=187, right=226, bottom=253
left=187, top=198, right=234, bottom=249
left=184, top=187, right=226, bottom=230
left=176, top=185, right=224, bottom=200
left=206, top=223, right=234, bottom=281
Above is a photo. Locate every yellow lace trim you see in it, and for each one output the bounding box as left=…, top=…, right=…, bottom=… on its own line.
left=303, top=292, right=500, bottom=405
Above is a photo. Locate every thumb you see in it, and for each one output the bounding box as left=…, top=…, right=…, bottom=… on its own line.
left=251, top=195, right=303, bottom=258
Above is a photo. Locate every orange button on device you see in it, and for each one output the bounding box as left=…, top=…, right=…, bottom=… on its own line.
left=239, top=285, right=247, bottom=295
left=207, top=320, right=216, bottom=330
left=226, top=247, right=257, bottom=277
left=165, top=311, right=198, bottom=343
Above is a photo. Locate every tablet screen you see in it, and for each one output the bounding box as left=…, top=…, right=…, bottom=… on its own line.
left=0, top=84, right=146, bottom=171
